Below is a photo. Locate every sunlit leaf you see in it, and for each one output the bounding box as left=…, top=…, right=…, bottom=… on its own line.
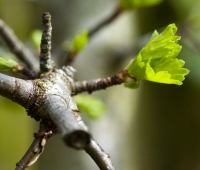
left=30, top=29, right=42, bottom=49
left=125, top=24, right=190, bottom=88
left=0, top=57, right=18, bottom=71
left=71, top=31, right=88, bottom=53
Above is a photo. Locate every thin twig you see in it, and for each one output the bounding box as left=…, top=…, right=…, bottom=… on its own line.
left=72, top=70, right=136, bottom=94
left=178, top=23, right=200, bottom=53
left=65, top=51, right=76, bottom=66
left=0, top=19, right=39, bottom=71
left=72, top=110, right=115, bottom=170
left=39, top=12, right=53, bottom=72
left=85, top=139, right=115, bottom=170
left=88, top=5, right=122, bottom=38
left=64, top=5, right=122, bottom=66
left=72, top=77, right=122, bottom=94
left=15, top=121, right=58, bottom=170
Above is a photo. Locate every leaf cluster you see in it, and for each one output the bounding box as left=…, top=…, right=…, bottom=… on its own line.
left=125, top=24, right=189, bottom=88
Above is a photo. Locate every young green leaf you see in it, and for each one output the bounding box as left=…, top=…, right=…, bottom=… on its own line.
left=30, top=29, right=42, bottom=49
left=120, top=0, right=163, bottom=9
left=74, top=95, right=106, bottom=119
left=71, top=31, right=88, bottom=53
left=124, top=24, right=189, bottom=88
left=0, top=57, right=18, bottom=71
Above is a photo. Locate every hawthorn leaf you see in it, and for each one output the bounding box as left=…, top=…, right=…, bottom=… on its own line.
left=30, top=29, right=42, bottom=49
left=124, top=24, right=190, bottom=88
left=71, top=31, right=88, bottom=53
left=0, top=57, right=18, bottom=71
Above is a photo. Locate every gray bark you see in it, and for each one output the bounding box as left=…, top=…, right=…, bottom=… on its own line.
left=0, top=73, right=34, bottom=107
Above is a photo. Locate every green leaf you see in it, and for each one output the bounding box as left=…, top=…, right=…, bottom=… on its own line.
left=125, top=24, right=190, bottom=87
left=124, top=81, right=139, bottom=89
left=71, top=31, right=88, bottom=53
left=74, top=95, right=106, bottom=119
left=30, top=29, right=42, bottom=49
left=120, top=0, right=163, bottom=9
left=0, top=57, right=18, bottom=71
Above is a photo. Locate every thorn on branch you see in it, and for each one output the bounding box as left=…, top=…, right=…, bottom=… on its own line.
left=39, top=12, right=53, bottom=72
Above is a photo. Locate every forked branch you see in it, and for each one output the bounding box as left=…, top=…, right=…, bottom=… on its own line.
left=15, top=121, right=58, bottom=170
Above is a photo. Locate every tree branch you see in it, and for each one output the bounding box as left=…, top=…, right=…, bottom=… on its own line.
left=14, top=64, right=38, bottom=79
left=39, top=12, right=53, bottom=72
left=64, top=5, right=122, bottom=66
left=15, top=121, right=58, bottom=170
left=0, top=19, right=39, bottom=71
left=72, top=110, right=115, bottom=170
left=88, top=5, right=122, bottom=38
left=85, top=139, right=115, bottom=170
left=0, top=73, right=35, bottom=107
left=72, top=70, right=130, bottom=94
left=43, top=94, right=91, bottom=149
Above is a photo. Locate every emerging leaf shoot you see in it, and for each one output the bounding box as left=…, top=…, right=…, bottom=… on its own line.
left=71, top=31, right=88, bottom=53
left=30, top=29, right=42, bottom=49
left=74, top=95, right=106, bottom=119
left=120, top=0, right=163, bottom=9
left=124, top=24, right=189, bottom=88
left=0, top=57, right=18, bottom=71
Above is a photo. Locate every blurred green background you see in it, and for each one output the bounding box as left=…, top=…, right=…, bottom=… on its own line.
left=0, top=0, right=200, bottom=170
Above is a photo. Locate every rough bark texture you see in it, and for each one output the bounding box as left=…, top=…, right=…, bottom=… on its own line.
left=25, top=67, right=91, bottom=149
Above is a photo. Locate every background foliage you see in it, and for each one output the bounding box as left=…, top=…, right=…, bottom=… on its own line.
left=0, top=0, right=200, bottom=170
